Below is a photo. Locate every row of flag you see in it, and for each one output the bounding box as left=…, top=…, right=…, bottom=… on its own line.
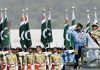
left=0, top=6, right=98, bottom=49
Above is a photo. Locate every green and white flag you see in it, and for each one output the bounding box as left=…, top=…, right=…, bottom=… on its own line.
left=63, top=10, right=70, bottom=49
left=0, top=9, right=4, bottom=47
left=70, top=7, right=75, bottom=48
left=24, top=12, right=32, bottom=49
left=86, top=10, right=91, bottom=33
left=1, top=9, right=10, bottom=48
left=46, top=9, right=53, bottom=43
left=19, top=11, right=25, bottom=49
left=41, top=10, right=47, bottom=46
left=93, top=7, right=98, bottom=24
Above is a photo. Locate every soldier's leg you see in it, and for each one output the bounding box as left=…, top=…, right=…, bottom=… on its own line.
left=27, top=64, right=31, bottom=70
left=39, top=66, right=46, bottom=70
left=2, top=65, right=7, bottom=70
left=74, top=46, right=79, bottom=69
left=22, top=64, right=25, bottom=70
left=18, top=64, right=22, bottom=70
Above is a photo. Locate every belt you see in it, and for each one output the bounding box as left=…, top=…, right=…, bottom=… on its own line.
left=52, top=63, right=61, bottom=66
left=7, top=64, right=16, bottom=67
left=35, top=64, right=46, bottom=66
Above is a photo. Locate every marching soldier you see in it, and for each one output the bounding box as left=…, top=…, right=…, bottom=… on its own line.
left=26, top=48, right=34, bottom=70
left=34, top=46, right=47, bottom=70
left=18, top=49, right=25, bottom=70
left=1, top=48, right=8, bottom=70
left=50, top=47, right=62, bottom=70
left=66, top=23, right=86, bottom=69
left=6, top=49, right=17, bottom=70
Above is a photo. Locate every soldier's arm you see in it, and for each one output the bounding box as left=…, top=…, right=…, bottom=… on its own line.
left=32, top=54, right=35, bottom=64
left=49, top=54, right=52, bottom=65
left=66, top=25, right=77, bottom=34
left=33, top=53, right=36, bottom=64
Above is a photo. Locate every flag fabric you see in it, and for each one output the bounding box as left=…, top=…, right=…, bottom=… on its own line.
left=41, top=11, right=47, bottom=46
left=93, top=9, right=98, bottom=24
left=85, top=10, right=91, bottom=45
left=19, top=13, right=26, bottom=49
left=86, top=11, right=91, bottom=33
left=1, top=11, right=10, bottom=48
left=63, top=11, right=70, bottom=49
left=0, top=11, right=3, bottom=46
left=70, top=9, right=75, bottom=48
left=24, top=13, right=32, bottom=49
left=46, top=10, right=53, bottom=43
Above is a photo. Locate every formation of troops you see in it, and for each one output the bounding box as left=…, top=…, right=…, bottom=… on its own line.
left=0, top=46, right=72, bottom=70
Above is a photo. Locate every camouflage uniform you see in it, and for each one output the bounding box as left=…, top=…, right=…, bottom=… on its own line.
left=34, top=52, right=46, bottom=70
left=50, top=53, right=62, bottom=70
left=6, top=53, right=17, bottom=70
left=26, top=53, right=34, bottom=70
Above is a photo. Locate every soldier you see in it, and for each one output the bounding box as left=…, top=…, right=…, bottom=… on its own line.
left=26, top=48, right=34, bottom=70
left=1, top=48, right=8, bottom=70
left=90, top=24, right=100, bottom=46
left=66, top=23, right=86, bottom=69
left=18, top=49, right=25, bottom=70
left=50, top=47, right=62, bottom=70
left=6, top=49, right=17, bottom=70
left=34, top=46, right=47, bottom=70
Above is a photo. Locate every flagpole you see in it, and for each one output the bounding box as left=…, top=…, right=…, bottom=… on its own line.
left=65, top=9, right=69, bottom=49
left=22, top=9, right=25, bottom=51
left=48, top=8, right=52, bottom=48
left=70, top=6, right=75, bottom=49
left=86, top=9, right=91, bottom=32
left=72, top=6, right=75, bottom=25
left=4, top=8, right=11, bottom=49
left=26, top=8, right=28, bottom=18
left=25, top=8, right=28, bottom=49
left=4, top=8, right=10, bottom=49
left=94, top=7, right=97, bottom=24
left=42, top=8, right=47, bottom=48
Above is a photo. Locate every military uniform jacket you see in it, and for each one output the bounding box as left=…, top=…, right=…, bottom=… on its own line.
left=34, top=52, right=46, bottom=64
left=50, top=53, right=62, bottom=65
left=26, top=53, right=34, bottom=64
left=6, top=53, right=17, bottom=65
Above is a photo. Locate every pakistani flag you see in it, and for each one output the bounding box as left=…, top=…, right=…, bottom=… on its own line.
left=1, top=10, right=10, bottom=48
left=41, top=10, right=47, bottom=46
left=85, top=10, right=91, bottom=45
left=19, top=13, right=25, bottom=49
left=93, top=7, right=98, bottom=24
left=72, top=7, right=75, bottom=25
left=0, top=10, right=3, bottom=46
left=24, top=13, right=32, bottom=49
left=46, top=10, right=53, bottom=43
left=86, top=10, right=91, bottom=33
left=70, top=7, right=75, bottom=48
left=63, top=10, right=70, bottom=49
